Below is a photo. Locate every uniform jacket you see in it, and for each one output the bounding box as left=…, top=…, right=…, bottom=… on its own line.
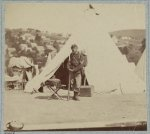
left=67, top=51, right=84, bottom=75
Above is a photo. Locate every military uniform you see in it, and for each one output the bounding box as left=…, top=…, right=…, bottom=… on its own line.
left=67, top=51, right=84, bottom=99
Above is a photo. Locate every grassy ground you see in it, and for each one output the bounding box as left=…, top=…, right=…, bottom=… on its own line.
left=4, top=89, right=147, bottom=130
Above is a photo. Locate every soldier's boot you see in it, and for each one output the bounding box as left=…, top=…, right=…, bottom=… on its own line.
left=73, top=91, right=80, bottom=101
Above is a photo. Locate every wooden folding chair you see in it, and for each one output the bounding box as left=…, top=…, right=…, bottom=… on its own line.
left=45, top=79, right=63, bottom=100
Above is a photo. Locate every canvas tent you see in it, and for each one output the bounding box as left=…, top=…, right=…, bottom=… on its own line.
left=135, top=50, right=146, bottom=82
left=8, top=56, right=34, bottom=69
left=24, top=5, right=145, bottom=94
left=5, top=75, right=20, bottom=82
left=8, top=56, right=34, bottom=81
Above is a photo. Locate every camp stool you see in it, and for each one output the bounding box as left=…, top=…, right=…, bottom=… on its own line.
left=45, top=79, right=64, bottom=100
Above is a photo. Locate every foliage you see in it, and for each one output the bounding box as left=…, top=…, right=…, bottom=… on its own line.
left=5, top=28, right=70, bottom=68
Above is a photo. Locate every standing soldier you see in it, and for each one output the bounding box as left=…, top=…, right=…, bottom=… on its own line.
left=67, top=44, right=85, bottom=101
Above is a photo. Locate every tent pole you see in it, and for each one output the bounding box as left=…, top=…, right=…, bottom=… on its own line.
left=67, top=72, right=71, bottom=101
left=67, top=56, right=71, bottom=101
left=83, top=73, right=86, bottom=86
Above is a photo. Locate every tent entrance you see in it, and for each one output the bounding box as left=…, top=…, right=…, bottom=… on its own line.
left=54, top=57, right=88, bottom=89
left=54, top=57, right=69, bottom=87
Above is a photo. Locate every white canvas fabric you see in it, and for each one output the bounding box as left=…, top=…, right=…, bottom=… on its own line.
left=46, top=53, right=52, bottom=66
left=24, top=37, right=73, bottom=92
left=26, top=71, right=33, bottom=81
left=9, top=56, right=34, bottom=68
left=24, top=5, right=145, bottom=94
left=5, top=75, right=20, bottom=82
left=135, top=50, right=146, bottom=81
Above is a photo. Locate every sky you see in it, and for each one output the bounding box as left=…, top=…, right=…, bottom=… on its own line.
left=5, top=3, right=145, bottom=33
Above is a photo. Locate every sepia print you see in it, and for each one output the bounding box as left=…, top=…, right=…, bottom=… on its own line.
left=3, top=2, right=147, bottom=131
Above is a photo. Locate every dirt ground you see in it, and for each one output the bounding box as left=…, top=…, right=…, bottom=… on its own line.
left=4, top=89, right=147, bottom=130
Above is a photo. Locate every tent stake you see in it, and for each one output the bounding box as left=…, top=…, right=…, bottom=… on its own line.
left=119, top=83, right=124, bottom=95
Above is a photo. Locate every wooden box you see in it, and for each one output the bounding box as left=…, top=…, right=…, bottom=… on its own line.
left=80, top=85, right=94, bottom=97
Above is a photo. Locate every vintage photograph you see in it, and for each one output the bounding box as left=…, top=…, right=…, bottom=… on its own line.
left=4, top=2, right=147, bottom=131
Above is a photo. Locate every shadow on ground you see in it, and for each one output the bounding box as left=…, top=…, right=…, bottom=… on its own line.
left=35, top=95, right=69, bottom=100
